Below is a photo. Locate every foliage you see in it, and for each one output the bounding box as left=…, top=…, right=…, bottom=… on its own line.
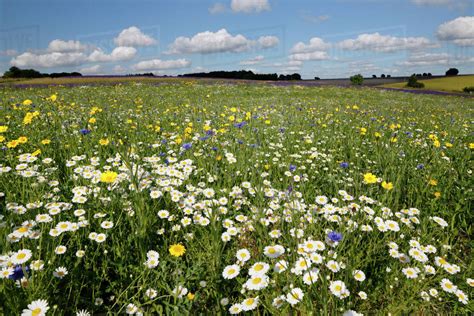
left=350, top=74, right=364, bottom=85
left=406, top=75, right=425, bottom=88
left=445, top=68, right=459, bottom=76
left=463, top=86, right=474, bottom=93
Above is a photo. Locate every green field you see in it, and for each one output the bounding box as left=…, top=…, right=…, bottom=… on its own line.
left=381, top=75, right=474, bottom=93
left=0, top=82, right=473, bottom=315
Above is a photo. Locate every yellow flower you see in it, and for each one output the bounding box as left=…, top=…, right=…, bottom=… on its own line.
left=216, top=155, right=222, bottom=161
left=169, top=244, right=186, bottom=257
left=381, top=181, right=393, bottom=190
left=17, top=136, right=28, bottom=144
left=41, top=139, right=51, bottom=145
left=32, top=149, right=41, bottom=156
left=100, top=171, right=118, bottom=183
left=228, top=115, right=235, bottom=122
left=0, top=136, right=5, bottom=142
left=264, top=164, right=270, bottom=170
left=445, top=142, right=453, bottom=148
left=230, top=107, right=237, bottom=113
left=22, top=99, right=33, bottom=106
left=360, top=127, right=367, bottom=135
left=175, top=137, right=182, bottom=145
left=264, top=120, right=271, bottom=125
left=48, top=94, right=57, bottom=101
left=374, top=132, right=381, bottom=138
left=99, top=138, right=109, bottom=146
left=390, top=137, right=397, bottom=143
left=434, top=192, right=441, bottom=199
left=429, top=179, right=438, bottom=186
left=363, top=172, right=377, bottom=184
left=0, top=126, right=8, bottom=133
left=433, top=140, right=440, bottom=148
left=7, top=140, right=19, bottom=148
left=470, top=143, right=474, bottom=149
left=187, top=292, right=195, bottom=300
left=89, top=117, right=96, bottom=124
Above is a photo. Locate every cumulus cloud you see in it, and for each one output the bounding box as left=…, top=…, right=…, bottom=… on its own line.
left=231, top=0, right=270, bottom=13
left=166, top=29, right=253, bottom=54
left=258, top=36, right=279, bottom=48
left=240, top=55, right=264, bottom=65
left=209, top=3, right=227, bottom=14
left=290, top=37, right=330, bottom=54
left=11, top=52, right=87, bottom=68
left=114, top=26, right=158, bottom=47
left=88, top=46, right=137, bottom=62
left=133, top=58, right=191, bottom=71
left=436, top=16, right=474, bottom=46
left=337, top=33, right=437, bottom=52
left=289, top=51, right=329, bottom=61
left=48, top=39, right=89, bottom=52
left=80, top=64, right=102, bottom=74
left=395, top=52, right=474, bottom=67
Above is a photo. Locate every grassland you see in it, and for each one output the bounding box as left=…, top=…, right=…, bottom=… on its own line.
left=380, top=75, right=474, bottom=93
left=0, top=82, right=473, bottom=315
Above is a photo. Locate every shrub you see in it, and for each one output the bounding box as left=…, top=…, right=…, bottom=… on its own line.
left=350, top=74, right=364, bottom=85
left=445, top=68, right=459, bottom=76
left=463, top=86, right=474, bottom=93
left=406, top=75, right=425, bottom=88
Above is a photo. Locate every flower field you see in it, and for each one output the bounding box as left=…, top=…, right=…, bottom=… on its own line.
left=0, top=81, right=473, bottom=315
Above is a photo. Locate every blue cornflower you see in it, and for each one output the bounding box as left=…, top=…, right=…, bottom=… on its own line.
left=234, top=121, right=247, bottom=128
left=417, top=164, right=424, bottom=170
left=289, top=164, right=297, bottom=172
left=80, top=128, right=91, bottom=135
left=328, top=231, right=343, bottom=242
left=340, top=162, right=349, bottom=168
left=9, top=265, right=29, bottom=281
left=182, top=143, right=192, bottom=150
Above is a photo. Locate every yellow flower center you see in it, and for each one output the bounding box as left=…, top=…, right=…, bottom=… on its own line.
left=17, top=253, right=26, bottom=260
left=32, top=308, right=42, bottom=316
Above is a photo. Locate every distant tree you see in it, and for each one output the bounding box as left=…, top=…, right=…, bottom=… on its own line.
left=406, top=74, right=424, bottom=88
left=422, top=73, right=427, bottom=77
left=427, top=73, right=432, bottom=77
left=314, top=77, right=320, bottom=80
left=3, top=66, right=43, bottom=78
left=381, top=74, right=386, bottom=78
left=372, top=75, right=377, bottom=78
left=445, top=68, right=459, bottom=76
left=387, top=74, right=391, bottom=78
left=350, top=74, right=364, bottom=85
left=416, top=73, right=422, bottom=77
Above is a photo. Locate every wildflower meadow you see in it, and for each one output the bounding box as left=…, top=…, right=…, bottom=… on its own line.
left=0, top=81, right=473, bottom=315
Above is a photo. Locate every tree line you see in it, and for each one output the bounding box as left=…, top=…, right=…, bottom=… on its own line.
left=179, top=70, right=301, bottom=81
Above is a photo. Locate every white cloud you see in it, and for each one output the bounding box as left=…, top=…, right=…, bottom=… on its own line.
left=166, top=29, right=253, bottom=54
left=133, top=58, right=191, bottom=71
left=301, top=12, right=330, bottom=24
left=209, top=3, right=227, bottom=14
left=289, top=51, right=329, bottom=61
left=114, top=26, right=158, bottom=47
left=0, top=49, right=17, bottom=57
left=231, top=0, right=270, bottom=13
left=258, top=36, right=279, bottom=48
left=338, top=32, right=437, bottom=52
left=436, top=16, right=474, bottom=46
left=290, top=37, right=330, bottom=54
left=48, top=39, right=89, bottom=52
left=240, top=55, right=264, bottom=65
left=395, top=52, right=474, bottom=67
left=11, top=52, right=87, bottom=68
left=88, top=46, right=137, bottom=62
left=113, top=65, right=126, bottom=73
left=80, top=64, right=102, bottom=74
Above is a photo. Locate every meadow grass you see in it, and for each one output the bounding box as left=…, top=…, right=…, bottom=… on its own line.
left=380, top=75, right=474, bottom=93
left=0, top=82, right=473, bottom=315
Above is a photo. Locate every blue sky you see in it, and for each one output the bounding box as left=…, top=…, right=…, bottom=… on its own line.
left=0, top=0, right=472, bottom=78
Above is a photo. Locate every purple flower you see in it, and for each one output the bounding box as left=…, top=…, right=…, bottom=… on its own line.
left=289, top=164, right=297, bottom=172
left=9, top=265, right=29, bottom=281
left=80, top=128, right=91, bottom=135
left=340, top=162, right=349, bottom=168
left=234, top=121, right=247, bottom=128
left=417, top=164, right=424, bottom=170
left=182, top=143, right=192, bottom=150
left=328, top=231, right=343, bottom=242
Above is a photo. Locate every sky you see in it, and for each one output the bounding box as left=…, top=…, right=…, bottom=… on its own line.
left=0, top=0, right=473, bottom=79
